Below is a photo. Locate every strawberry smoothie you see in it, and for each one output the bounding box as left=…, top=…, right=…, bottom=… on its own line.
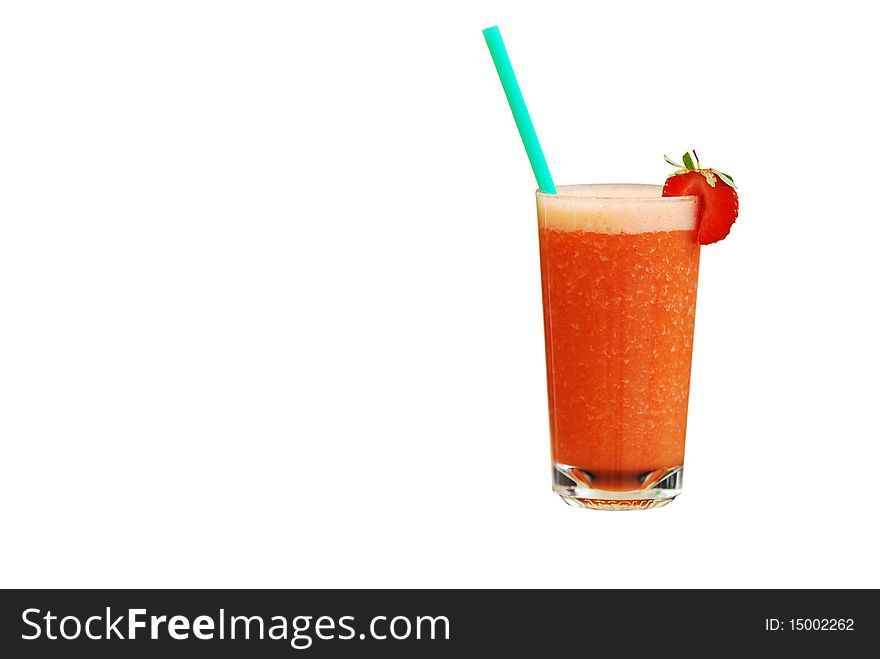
left=537, top=184, right=701, bottom=509
left=481, top=25, right=739, bottom=510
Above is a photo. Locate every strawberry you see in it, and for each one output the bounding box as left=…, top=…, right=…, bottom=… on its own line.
left=662, top=151, right=738, bottom=245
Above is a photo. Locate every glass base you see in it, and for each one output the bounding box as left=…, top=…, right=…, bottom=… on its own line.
left=553, top=462, right=683, bottom=511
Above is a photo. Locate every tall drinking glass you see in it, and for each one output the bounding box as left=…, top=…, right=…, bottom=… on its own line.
left=537, top=184, right=700, bottom=510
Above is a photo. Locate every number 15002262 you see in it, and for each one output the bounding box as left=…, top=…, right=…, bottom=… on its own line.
left=765, top=619, right=854, bottom=631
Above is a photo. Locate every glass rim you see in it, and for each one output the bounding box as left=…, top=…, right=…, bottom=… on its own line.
left=536, top=183, right=698, bottom=203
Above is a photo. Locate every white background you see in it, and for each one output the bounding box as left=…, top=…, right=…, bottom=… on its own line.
left=1, top=1, right=878, bottom=588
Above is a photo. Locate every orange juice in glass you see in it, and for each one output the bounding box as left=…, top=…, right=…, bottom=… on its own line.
left=537, top=184, right=700, bottom=509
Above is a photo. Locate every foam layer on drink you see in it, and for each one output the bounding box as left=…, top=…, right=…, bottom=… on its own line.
left=537, top=184, right=698, bottom=234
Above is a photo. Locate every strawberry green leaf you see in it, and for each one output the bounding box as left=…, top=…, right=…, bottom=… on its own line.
left=700, top=169, right=717, bottom=187
left=682, top=152, right=696, bottom=171
left=712, top=169, right=737, bottom=189
left=664, top=154, right=683, bottom=168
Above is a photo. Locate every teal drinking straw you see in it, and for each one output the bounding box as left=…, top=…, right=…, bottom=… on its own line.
left=482, top=25, right=557, bottom=194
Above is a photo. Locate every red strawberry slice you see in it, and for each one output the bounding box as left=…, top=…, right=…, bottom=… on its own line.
left=662, top=151, right=738, bottom=245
